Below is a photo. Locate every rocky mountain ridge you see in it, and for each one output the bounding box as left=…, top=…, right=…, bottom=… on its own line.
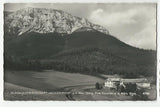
left=4, top=7, right=109, bottom=36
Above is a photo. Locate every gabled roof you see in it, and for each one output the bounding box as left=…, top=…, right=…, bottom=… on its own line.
left=105, top=78, right=149, bottom=83
left=106, top=77, right=121, bottom=81
left=121, top=78, right=148, bottom=83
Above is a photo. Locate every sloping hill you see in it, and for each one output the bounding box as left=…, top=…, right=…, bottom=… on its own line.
left=5, top=32, right=66, bottom=59
left=65, top=31, right=156, bottom=66
left=48, top=47, right=140, bottom=77
left=4, top=30, right=156, bottom=77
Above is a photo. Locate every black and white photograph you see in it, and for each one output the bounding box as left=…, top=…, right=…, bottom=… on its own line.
left=3, top=3, right=157, bottom=101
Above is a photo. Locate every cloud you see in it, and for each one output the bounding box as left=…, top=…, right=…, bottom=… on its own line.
left=128, top=19, right=156, bottom=50
left=88, top=5, right=156, bottom=50
left=89, top=8, right=138, bottom=26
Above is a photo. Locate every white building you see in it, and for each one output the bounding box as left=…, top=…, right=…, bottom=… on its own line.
left=104, top=77, right=151, bottom=89
left=104, top=78, right=121, bottom=88
left=136, top=83, right=151, bottom=89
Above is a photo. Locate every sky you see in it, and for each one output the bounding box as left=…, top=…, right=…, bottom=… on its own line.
left=4, top=3, right=157, bottom=50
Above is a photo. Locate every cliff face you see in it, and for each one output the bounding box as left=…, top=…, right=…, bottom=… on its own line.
left=4, top=7, right=109, bottom=36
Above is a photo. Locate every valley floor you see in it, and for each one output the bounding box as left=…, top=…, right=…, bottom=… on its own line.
left=4, top=70, right=156, bottom=101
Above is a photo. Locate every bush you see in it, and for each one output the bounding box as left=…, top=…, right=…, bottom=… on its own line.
left=95, top=82, right=103, bottom=90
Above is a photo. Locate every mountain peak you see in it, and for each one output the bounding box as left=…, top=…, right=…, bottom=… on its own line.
left=5, top=7, right=109, bottom=36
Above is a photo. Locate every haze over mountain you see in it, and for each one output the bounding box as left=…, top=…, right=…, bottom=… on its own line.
left=4, top=8, right=156, bottom=78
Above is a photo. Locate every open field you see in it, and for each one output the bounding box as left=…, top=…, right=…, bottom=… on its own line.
left=4, top=70, right=104, bottom=100
left=4, top=70, right=103, bottom=91
left=4, top=82, right=68, bottom=100
left=4, top=70, right=156, bottom=100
